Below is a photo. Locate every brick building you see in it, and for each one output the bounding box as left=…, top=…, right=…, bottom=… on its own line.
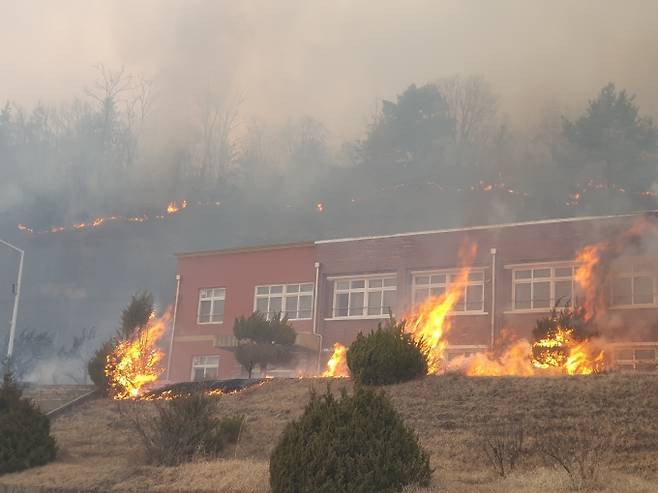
left=167, top=211, right=658, bottom=381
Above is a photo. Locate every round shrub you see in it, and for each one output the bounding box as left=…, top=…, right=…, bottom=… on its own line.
left=347, top=321, right=428, bottom=385
left=0, top=373, right=57, bottom=474
left=269, top=386, right=431, bottom=493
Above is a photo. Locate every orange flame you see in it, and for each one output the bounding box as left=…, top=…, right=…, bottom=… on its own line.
left=322, top=343, right=349, bottom=377
left=106, top=308, right=172, bottom=399
left=166, top=200, right=188, bottom=214
left=574, top=244, right=605, bottom=322
left=404, top=242, right=477, bottom=373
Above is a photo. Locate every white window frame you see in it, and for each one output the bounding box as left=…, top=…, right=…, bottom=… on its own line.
left=197, top=287, right=226, bottom=324
left=411, top=268, right=487, bottom=314
left=508, top=262, right=576, bottom=313
left=611, top=342, right=658, bottom=371
left=609, top=265, right=656, bottom=309
left=328, top=273, right=397, bottom=320
left=253, top=282, right=314, bottom=320
left=191, top=355, right=220, bottom=381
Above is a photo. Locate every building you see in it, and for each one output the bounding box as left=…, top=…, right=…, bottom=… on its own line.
left=166, top=211, right=658, bottom=381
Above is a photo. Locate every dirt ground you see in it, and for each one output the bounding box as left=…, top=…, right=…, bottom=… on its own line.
left=2, top=374, right=658, bottom=492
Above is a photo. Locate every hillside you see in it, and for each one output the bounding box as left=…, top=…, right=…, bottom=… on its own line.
left=2, top=375, right=658, bottom=492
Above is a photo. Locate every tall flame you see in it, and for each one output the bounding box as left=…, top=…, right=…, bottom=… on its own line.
left=106, top=308, right=172, bottom=399
left=322, top=343, right=349, bottom=377
left=404, top=242, right=478, bottom=373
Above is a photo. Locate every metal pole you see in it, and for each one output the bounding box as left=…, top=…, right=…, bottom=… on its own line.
left=0, top=239, right=25, bottom=359
left=166, top=274, right=181, bottom=381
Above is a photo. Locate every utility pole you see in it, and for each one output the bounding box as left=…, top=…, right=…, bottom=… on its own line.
left=0, top=238, right=24, bottom=359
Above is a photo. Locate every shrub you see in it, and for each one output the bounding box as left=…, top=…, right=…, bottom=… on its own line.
left=88, top=339, right=115, bottom=395
left=0, top=373, right=57, bottom=474
left=479, top=416, right=525, bottom=477
left=347, top=320, right=428, bottom=385
left=269, top=386, right=431, bottom=493
left=128, top=392, right=244, bottom=466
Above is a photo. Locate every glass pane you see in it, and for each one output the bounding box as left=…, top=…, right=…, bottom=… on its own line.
left=336, top=280, right=349, bottom=290
left=349, top=292, right=364, bottom=316
left=207, top=356, right=220, bottom=365
left=368, top=291, right=382, bottom=315
left=298, top=295, right=312, bottom=318
left=554, top=280, right=573, bottom=307
left=285, top=295, right=299, bottom=318
left=211, top=300, right=224, bottom=322
left=335, top=293, right=349, bottom=317
left=514, top=283, right=531, bottom=309
left=515, top=270, right=531, bottom=280
left=468, top=271, right=484, bottom=281
left=533, top=268, right=550, bottom=278
left=635, top=349, right=656, bottom=360
left=415, top=275, right=429, bottom=286
left=615, top=349, right=634, bottom=360
left=269, top=296, right=282, bottom=314
left=383, top=278, right=397, bottom=287
left=382, top=290, right=395, bottom=314
left=369, top=279, right=383, bottom=288
left=351, top=280, right=365, bottom=289
left=200, top=288, right=209, bottom=299
left=634, top=276, right=654, bottom=304
left=270, top=285, right=283, bottom=294
left=286, top=284, right=299, bottom=293
left=193, top=368, right=205, bottom=382
left=213, top=288, right=225, bottom=299
left=256, top=297, right=269, bottom=313
left=533, top=281, right=550, bottom=308
left=612, top=277, right=632, bottom=306
left=430, top=274, right=446, bottom=284
left=205, top=367, right=218, bottom=380
left=430, top=286, right=445, bottom=298
left=465, top=284, right=483, bottom=311
left=300, top=283, right=314, bottom=292
left=414, top=288, right=429, bottom=304
left=198, top=300, right=211, bottom=322
left=256, top=286, right=269, bottom=295
left=555, top=267, right=573, bottom=277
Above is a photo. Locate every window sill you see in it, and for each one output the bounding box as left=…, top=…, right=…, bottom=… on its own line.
left=197, top=321, right=224, bottom=325
left=325, top=315, right=391, bottom=321
left=609, top=304, right=658, bottom=310
left=503, top=309, right=552, bottom=315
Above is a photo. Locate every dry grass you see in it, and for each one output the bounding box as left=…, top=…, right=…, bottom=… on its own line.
left=2, top=374, right=658, bottom=492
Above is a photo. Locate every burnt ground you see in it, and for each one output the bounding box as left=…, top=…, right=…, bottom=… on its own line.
left=2, top=374, right=658, bottom=492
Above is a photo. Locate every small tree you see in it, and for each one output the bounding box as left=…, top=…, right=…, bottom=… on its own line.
left=233, top=312, right=296, bottom=378
left=347, top=320, right=428, bottom=385
left=270, top=386, right=431, bottom=493
left=0, top=372, right=57, bottom=474
left=87, top=339, right=115, bottom=395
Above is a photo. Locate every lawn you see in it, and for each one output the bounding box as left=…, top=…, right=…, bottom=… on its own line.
left=2, top=374, right=658, bottom=492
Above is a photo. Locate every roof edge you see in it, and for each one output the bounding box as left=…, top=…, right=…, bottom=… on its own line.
left=176, top=241, right=314, bottom=259
left=314, top=210, right=658, bottom=245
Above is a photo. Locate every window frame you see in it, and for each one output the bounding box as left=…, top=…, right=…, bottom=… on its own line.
left=328, top=273, right=397, bottom=320
left=410, top=268, right=487, bottom=314
left=609, top=265, right=656, bottom=309
left=190, top=355, right=220, bottom=381
left=197, top=287, right=226, bottom=324
left=508, top=262, right=577, bottom=313
left=253, top=282, right=314, bottom=321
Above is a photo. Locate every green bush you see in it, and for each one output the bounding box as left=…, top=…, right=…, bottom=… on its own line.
left=347, top=320, right=428, bottom=385
left=87, top=339, right=114, bottom=395
left=270, top=386, right=431, bottom=493
left=129, top=392, right=244, bottom=466
left=0, top=373, right=57, bottom=474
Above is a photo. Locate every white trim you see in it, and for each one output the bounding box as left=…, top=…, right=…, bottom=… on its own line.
left=504, top=260, right=576, bottom=270
left=253, top=282, right=314, bottom=321
left=197, top=287, right=226, bottom=324
left=511, top=264, right=576, bottom=312
left=504, top=308, right=552, bottom=315
left=330, top=274, right=397, bottom=319
left=324, top=314, right=392, bottom=321
left=190, top=355, right=220, bottom=381
left=410, top=265, right=490, bottom=275
left=315, top=210, right=658, bottom=245
left=327, top=272, right=397, bottom=281
left=609, top=266, right=657, bottom=308
left=411, top=268, right=486, bottom=314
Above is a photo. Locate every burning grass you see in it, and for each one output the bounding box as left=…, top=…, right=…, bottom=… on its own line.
left=2, top=374, right=657, bottom=492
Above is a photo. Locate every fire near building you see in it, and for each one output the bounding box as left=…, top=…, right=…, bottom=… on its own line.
left=166, top=211, right=658, bottom=382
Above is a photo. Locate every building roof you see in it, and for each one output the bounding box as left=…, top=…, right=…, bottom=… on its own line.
left=175, top=209, right=658, bottom=256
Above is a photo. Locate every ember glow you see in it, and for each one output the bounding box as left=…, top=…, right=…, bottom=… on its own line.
left=106, top=308, right=172, bottom=399
left=404, top=242, right=478, bottom=373
left=322, top=343, right=349, bottom=377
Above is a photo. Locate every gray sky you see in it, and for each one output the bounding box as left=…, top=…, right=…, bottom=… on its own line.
left=2, top=0, right=658, bottom=138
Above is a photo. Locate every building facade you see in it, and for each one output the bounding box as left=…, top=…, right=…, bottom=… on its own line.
left=167, top=212, right=658, bottom=381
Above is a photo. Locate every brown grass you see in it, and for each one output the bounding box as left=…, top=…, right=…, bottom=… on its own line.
left=2, top=374, right=658, bottom=492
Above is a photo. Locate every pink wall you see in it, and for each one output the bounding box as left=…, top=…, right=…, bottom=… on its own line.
left=168, top=243, right=316, bottom=381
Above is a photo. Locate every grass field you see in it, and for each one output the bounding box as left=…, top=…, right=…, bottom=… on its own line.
left=3, top=374, right=658, bottom=492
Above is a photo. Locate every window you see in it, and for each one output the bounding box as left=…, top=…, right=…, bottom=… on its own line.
left=611, top=266, right=655, bottom=307
left=613, top=346, right=657, bottom=371
left=332, top=276, right=397, bottom=318
left=512, top=265, right=575, bottom=311
left=255, top=283, right=314, bottom=320
left=412, top=270, right=485, bottom=312
left=197, top=288, right=225, bottom=323
left=191, top=355, right=220, bottom=381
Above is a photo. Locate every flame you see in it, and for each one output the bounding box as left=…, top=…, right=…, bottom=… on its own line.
left=404, top=242, right=478, bottom=373
left=106, top=308, right=172, bottom=399
left=322, top=343, right=349, bottom=377
left=574, top=244, right=605, bottom=321
left=166, top=200, right=188, bottom=214
left=316, top=202, right=324, bottom=212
